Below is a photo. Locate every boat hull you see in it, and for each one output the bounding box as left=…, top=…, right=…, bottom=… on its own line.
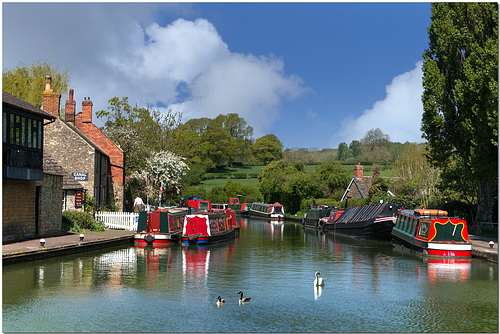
left=181, top=228, right=236, bottom=245
left=392, top=229, right=471, bottom=257
left=134, top=232, right=178, bottom=248
left=324, top=217, right=395, bottom=240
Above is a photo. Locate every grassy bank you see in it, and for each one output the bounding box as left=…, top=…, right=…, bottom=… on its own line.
left=199, top=164, right=398, bottom=191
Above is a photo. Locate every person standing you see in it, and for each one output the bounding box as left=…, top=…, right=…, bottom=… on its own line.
left=134, top=196, right=145, bottom=212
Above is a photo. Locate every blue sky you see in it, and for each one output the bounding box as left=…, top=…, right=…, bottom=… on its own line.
left=2, top=2, right=431, bottom=149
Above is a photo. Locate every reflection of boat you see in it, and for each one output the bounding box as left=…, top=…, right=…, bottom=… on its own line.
left=134, top=208, right=187, bottom=248
left=181, top=204, right=239, bottom=245
left=248, top=202, right=285, bottom=220
left=392, top=209, right=472, bottom=258
left=324, top=202, right=397, bottom=240
left=303, top=207, right=333, bottom=228
left=426, top=258, right=471, bottom=283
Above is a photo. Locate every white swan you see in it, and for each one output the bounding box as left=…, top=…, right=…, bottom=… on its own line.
left=216, top=296, right=225, bottom=306
left=314, top=271, right=324, bottom=286
left=238, top=291, right=251, bottom=303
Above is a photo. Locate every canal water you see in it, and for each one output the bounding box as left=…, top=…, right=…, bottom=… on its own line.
left=3, top=218, right=498, bottom=333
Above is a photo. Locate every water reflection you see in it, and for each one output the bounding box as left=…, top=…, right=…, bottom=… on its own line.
left=2, top=218, right=498, bottom=333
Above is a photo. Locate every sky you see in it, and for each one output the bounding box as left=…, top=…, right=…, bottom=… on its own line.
left=2, top=2, right=432, bottom=149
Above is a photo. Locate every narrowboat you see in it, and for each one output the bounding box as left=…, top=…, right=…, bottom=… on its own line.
left=248, top=202, right=285, bottom=220
left=303, top=207, right=333, bottom=228
left=392, top=209, right=472, bottom=258
left=182, top=208, right=239, bottom=245
left=324, top=202, right=397, bottom=240
left=134, top=208, right=187, bottom=248
left=227, top=197, right=252, bottom=215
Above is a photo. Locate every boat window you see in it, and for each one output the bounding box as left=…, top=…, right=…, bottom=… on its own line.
left=417, top=221, right=430, bottom=239
left=412, top=220, right=418, bottom=235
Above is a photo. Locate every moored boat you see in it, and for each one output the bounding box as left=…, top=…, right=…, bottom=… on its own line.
left=182, top=209, right=239, bottom=245
left=248, top=202, right=285, bottom=220
left=134, top=208, right=187, bottom=248
left=303, top=207, right=333, bottom=228
left=324, top=202, right=397, bottom=240
left=392, top=209, right=471, bottom=258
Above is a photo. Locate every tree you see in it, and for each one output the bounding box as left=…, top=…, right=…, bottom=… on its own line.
left=3, top=60, right=70, bottom=109
left=337, top=142, right=350, bottom=161
left=131, top=151, right=189, bottom=205
left=393, top=144, right=441, bottom=207
left=97, top=97, right=181, bottom=173
left=314, top=161, right=351, bottom=197
left=360, top=128, right=391, bottom=162
left=252, top=134, right=283, bottom=164
left=421, top=2, right=498, bottom=223
left=349, top=140, right=362, bottom=159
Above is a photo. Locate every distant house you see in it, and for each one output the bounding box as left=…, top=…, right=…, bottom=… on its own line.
left=341, top=163, right=396, bottom=202
left=42, top=75, right=125, bottom=210
left=2, top=91, right=63, bottom=243
left=341, top=163, right=372, bottom=201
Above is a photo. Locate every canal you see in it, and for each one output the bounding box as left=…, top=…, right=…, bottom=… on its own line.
left=3, top=218, right=498, bottom=333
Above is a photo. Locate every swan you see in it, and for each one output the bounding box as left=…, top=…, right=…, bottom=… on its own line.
left=216, top=296, right=225, bottom=306
left=314, top=272, right=324, bottom=286
left=238, top=291, right=251, bottom=303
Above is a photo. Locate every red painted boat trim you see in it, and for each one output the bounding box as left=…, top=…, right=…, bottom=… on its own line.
left=427, top=249, right=471, bottom=257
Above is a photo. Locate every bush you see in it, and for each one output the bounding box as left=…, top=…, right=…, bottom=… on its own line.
left=62, top=211, right=105, bottom=232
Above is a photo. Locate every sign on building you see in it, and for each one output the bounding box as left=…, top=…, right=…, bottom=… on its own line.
left=72, top=172, right=88, bottom=181
left=75, top=191, right=83, bottom=208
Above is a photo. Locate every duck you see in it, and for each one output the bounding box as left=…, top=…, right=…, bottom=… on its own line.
left=314, top=271, right=324, bottom=286
left=216, top=296, right=225, bottom=306
left=238, top=291, right=251, bottom=303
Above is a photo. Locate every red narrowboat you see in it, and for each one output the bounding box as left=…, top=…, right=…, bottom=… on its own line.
left=134, top=208, right=187, bottom=248
left=392, top=209, right=472, bottom=258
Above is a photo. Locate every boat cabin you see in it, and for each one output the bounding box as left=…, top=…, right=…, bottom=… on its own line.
left=187, top=199, right=211, bottom=212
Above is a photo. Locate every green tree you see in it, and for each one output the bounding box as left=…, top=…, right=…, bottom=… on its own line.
left=252, top=134, right=284, bottom=164
left=349, top=140, right=362, bottom=159
left=421, top=2, right=498, bottom=223
left=337, top=142, right=350, bottom=161
left=97, top=97, right=181, bottom=173
left=3, top=60, right=70, bottom=109
left=314, top=161, right=351, bottom=197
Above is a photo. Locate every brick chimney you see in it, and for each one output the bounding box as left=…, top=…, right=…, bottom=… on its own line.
left=65, top=89, right=76, bottom=124
left=82, top=97, right=93, bottom=123
left=42, top=75, right=61, bottom=118
left=354, top=163, right=363, bottom=179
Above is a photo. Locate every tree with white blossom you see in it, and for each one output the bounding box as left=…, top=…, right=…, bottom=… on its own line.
left=132, top=151, right=189, bottom=205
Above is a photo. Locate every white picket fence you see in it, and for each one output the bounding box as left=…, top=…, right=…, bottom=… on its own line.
left=95, top=211, right=139, bottom=231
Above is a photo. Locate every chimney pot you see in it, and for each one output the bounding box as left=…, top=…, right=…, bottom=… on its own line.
left=45, top=75, right=51, bottom=91
left=69, top=89, right=74, bottom=100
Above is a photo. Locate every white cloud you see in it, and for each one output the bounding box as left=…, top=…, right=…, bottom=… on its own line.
left=168, top=53, right=304, bottom=137
left=331, top=61, right=425, bottom=146
left=3, top=4, right=305, bottom=136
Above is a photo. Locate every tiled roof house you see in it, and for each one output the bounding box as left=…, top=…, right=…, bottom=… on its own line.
left=42, top=75, right=125, bottom=211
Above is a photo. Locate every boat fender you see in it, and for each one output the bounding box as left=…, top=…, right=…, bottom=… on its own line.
left=144, top=234, right=155, bottom=243
left=188, top=233, right=202, bottom=241
left=318, top=220, right=325, bottom=228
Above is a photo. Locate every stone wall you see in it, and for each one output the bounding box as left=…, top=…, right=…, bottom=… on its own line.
left=36, top=173, right=63, bottom=235
left=2, top=179, right=36, bottom=243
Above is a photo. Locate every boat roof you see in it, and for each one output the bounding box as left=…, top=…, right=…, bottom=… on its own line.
left=336, top=202, right=396, bottom=223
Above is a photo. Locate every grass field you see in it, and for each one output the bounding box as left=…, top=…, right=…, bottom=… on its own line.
left=200, top=164, right=397, bottom=190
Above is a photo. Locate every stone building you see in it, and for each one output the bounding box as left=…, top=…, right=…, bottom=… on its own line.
left=2, top=91, right=61, bottom=243
left=42, top=76, right=125, bottom=210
